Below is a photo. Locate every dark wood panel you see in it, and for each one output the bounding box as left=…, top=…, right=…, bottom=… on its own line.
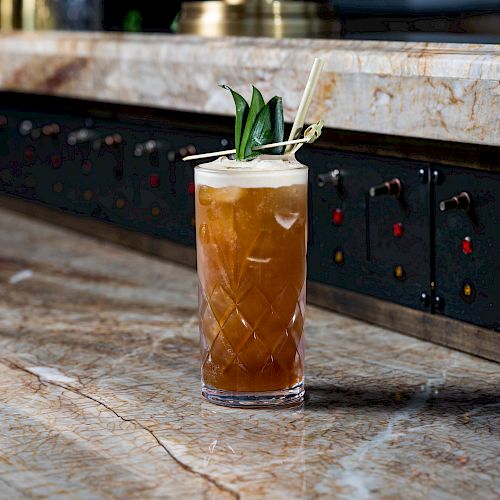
left=2, top=91, right=499, bottom=172
left=0, top=195, right=197, bottom=268
left=307, top=281, right=499, bottom=363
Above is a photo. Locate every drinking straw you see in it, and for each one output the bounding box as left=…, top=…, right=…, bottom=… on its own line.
left=285, top=57, right=325, bottom=153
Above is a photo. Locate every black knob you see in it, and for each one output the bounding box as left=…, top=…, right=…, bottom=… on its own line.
left=369, top=178, right=401, bottom=198
left=93, top=133, right=123, bottom=150
left=0, top=115, right=7, bottom=127
left=434, top=295, right=444, bottom=310
left=134, top=140, right=158, bottom=157
left=431, top=170, right=441, bottom=185
left=41, top=123, right=61, bottom=137
left=417, top=168, right=428, bottom=184
left=317, top=169, right=340, bottom=188
left=439, top=192, right=471, bottom=212
left=68, top=128, right=95, bottom=145
left=19, top=120, right=33, bottom=136
left=420, top=292, right=430, bottom=308
left=32, top=123, right=61, bottom=139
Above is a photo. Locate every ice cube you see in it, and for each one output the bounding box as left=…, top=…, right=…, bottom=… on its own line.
left=198, top=185, right=213, bottom=206
left=215, top=187, right=243, bottom=204
left=275, top=212, right=300, bottom=230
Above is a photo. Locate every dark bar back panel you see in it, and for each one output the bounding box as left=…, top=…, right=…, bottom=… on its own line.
left=0, top=94, right=498, bottom=358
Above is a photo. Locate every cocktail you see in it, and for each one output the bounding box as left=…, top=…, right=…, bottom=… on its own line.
left=196, top=156, right=308, bottom=406
left=185, top=59, right=324, bottom=407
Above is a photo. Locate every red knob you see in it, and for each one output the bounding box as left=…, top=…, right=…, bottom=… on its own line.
left=188, top=181, right=195, bottom=195
left=332, top=208, right=343, bottom=226
left=51, top=155, right=62, bottom=168
left=82, top=159, right=92, bottom=174
left=393, top=222, right=404, bottom=238
left=24, top=147, right=34, bottom=162
left=149, top=174, right=160, bottom=188
left=462, top=236, right=473, bottom=255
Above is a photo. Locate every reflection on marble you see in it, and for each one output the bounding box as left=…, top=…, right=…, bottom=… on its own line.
left=0, top=207, right=499, bottom=498
left=0, top=32, right=498, bottom=146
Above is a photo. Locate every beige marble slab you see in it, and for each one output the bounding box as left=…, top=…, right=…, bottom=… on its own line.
left=0, top=32, right=498, bottom=147
left=0, top=207, right=499, bottom=498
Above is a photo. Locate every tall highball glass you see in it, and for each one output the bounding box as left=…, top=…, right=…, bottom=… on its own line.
left=195, top=156, right=308, bottom=407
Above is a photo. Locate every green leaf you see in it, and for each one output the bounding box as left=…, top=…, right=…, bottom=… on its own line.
left=244, top=96, right=285, bottom=159
left=240, top=86, right=265, bottom=159
left=265, top=96, right=285, bottom=155
left=221, top=85, right=248, bottom=159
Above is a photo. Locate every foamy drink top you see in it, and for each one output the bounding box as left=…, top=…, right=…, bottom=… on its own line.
left=195, top=156, right=307, bottom=189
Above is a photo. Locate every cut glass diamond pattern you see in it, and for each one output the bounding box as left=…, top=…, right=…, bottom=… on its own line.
left=200, top=276, right=305, bottom=390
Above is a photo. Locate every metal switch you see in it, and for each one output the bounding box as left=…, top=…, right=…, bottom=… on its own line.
left=439, top=192, right=471, bottom=212
left=317, top=169, right=340, bottom=188
left=369, top=178, right=401, bottom=198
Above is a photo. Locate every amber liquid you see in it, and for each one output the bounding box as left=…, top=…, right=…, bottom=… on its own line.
left=196, top=179, right=307, bottom=392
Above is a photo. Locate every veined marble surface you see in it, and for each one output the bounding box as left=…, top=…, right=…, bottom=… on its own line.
left=0, top=31, right=498, bottom=146
left=0, top=207, right=499, bottom=499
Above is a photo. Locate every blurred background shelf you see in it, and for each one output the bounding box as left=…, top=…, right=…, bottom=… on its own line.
left=0, top=0, right=499, bottom=43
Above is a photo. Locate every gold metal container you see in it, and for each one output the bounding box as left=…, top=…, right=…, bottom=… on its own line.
left=0, top=0, right=55, bottom=30
left=1, top=0, right=100, bottom=31
left=0, top=0, right=20, bottom=30
left=177, top=0, right=339, bottom=38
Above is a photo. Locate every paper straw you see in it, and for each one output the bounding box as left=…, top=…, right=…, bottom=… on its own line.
left=285, top=58, right=324, bottom=153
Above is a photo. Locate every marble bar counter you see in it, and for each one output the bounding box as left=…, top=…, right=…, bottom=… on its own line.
left=0, top=206, right=499, bottom=499
left=0, top=31, right=499, bottom=147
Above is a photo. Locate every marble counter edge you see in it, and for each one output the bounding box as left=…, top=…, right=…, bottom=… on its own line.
left=0, top=32, right=498, bottom=146
left=0, top=32, right=498, bottom=80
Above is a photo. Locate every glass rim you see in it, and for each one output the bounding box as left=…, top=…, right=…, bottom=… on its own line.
left=194, top=157, right=308, bottom=175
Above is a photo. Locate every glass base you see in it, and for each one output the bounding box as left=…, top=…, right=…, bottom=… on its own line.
left=202, top=381, right=304, bottom=408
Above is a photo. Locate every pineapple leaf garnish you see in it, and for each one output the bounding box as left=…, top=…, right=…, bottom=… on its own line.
left=221, top=85, right=248, bottom=158
left=223, top=85, right=285, bottom=160
left=240, top=86, right=265, bottom=159
left=244, top=96, right=284, bottom=158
